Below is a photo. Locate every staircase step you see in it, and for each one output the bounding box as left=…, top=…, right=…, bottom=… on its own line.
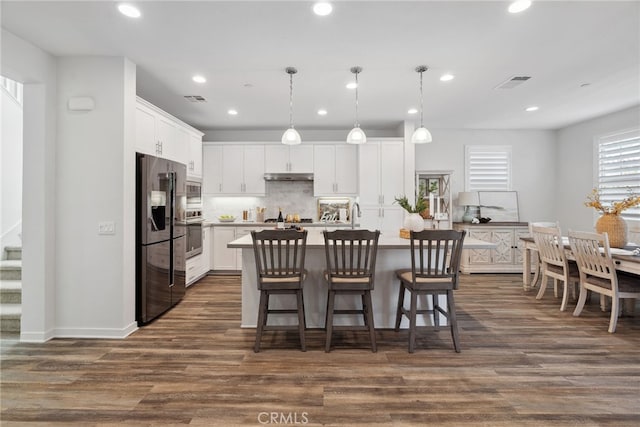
left=0, top=280, right=22, bottom=304
left=4, top=246, right=22, bottom=261
left=0, top=260, right=22, bottom=280
left=0, top=303, right=21, bottom=332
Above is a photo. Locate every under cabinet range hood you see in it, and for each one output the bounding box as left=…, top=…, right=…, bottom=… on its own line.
left=263, top=172, right=314, bottom=181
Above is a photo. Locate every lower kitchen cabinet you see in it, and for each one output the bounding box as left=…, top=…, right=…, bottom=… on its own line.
left=453, top=222, right=529, bottom=273
left=212, top=225, right=267, bottom=272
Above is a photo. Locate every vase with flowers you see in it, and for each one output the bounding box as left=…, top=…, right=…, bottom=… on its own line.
left=584, top=188, right=640, bottom=248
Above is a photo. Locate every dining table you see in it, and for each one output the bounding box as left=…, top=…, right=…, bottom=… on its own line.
left=520, top=236, right=640, bottom=291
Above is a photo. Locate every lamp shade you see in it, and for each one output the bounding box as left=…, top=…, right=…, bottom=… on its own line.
left=281, top=127, right=302, bottom=145
left=411, top=127, right=432, bottom=144
left=458, top=191, right=479, bottom=206
left=346, top=126, right=367, bottom=144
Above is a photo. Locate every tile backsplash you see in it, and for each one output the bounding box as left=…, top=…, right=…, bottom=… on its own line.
left=203, top=181, right=327, bottom=221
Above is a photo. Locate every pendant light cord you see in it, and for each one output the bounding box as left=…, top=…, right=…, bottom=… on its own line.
left=419, top=69, right=424, bottom=128
left=355, top=70, right=360, bottom=128
left=289, top=71, right=294, bottom=129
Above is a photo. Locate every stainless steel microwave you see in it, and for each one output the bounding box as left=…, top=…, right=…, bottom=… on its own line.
left=186, top=180, right=202, bottom=209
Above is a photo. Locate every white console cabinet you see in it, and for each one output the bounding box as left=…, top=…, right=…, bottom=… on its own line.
left=453, top=222, right=529, bottom=273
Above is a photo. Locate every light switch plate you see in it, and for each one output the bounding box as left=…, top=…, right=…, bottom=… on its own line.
left=98, top=221, right=116, bottom=235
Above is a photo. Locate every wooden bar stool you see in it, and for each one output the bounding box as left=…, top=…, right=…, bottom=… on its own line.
left=251, top=229, right=308, bottom=352
left=323, top=229, right=380, bottom=352
left=395, top=229, right=466, bottom=353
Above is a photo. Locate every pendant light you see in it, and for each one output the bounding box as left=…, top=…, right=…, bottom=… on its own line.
left=346, top=66, right=366, bottom=144
left=281, top=67, right=302, bottom=145
left=411, top=65, right=433, bottom=144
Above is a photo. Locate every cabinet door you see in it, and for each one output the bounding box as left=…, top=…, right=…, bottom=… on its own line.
left=188, top=133, right=202, bottom=179
left=212, top=227, right=237, bottom=270
left=513, top=228, right=529, bottom=265
left=334, top=145, right=358, bottom=194
left=202, top=145, right=223, bottom=194
left=156, top=116, right=176, bottom=160
left=313, top=145, right=336, bottom=196
left=265, top=145, right=289, bottom=173
left=380, top=207, right=404, bottom=233
left=358, top=206, right=382, bottom=232
left=201, top=226, right=210, bottom=274
left=289, top=145, right=314, bottom=173
left=222, top=145, right=244, bottom=194
left=379, top=141, right=404, bottom=206
left=135, top=105, right=158, bottom=156
left=492, top=229, right=515, bottom=264
left=468, top=229, right=492, bottom=264
left=358, top=144, right=380, bottom=205
left=172, top=126, right=189, bottom=166
left=242, top=145, right=266, bottom=195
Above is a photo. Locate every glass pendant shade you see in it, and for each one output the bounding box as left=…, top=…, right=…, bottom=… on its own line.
left=346, top=126, right=367, bottom=144
left=281, top=127, right=302, bottom=145
left=411, top=127, right=432, bottom=144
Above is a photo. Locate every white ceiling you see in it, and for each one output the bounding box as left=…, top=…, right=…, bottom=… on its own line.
left=2, top=1, right=639, bottom=133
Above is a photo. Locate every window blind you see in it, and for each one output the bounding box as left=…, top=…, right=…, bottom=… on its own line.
left=598, top=130, right=640, bottom=220
left=465, top=146, right=512, bottom=191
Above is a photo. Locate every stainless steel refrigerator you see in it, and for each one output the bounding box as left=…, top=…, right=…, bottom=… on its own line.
left=136, top=153, right=187, bottom=325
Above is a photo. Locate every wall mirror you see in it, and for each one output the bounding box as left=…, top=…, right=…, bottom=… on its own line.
left=478, top=191, right=519, bottom=222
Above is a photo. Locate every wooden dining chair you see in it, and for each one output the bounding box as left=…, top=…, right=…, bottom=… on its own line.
left=251, top=229, right=308, bottom=352
left=394, top=229, right=466, bottom=353
left=568, top=230, right=640, bottom=333
left=528, top=221, right=559, bottom=288
left=531, top=224, right=580, bottom=311
left=322, top=229, right=380, bottom=352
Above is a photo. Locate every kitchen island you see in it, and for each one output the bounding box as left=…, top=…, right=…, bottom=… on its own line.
left=228, top=230, right=496, bottom=329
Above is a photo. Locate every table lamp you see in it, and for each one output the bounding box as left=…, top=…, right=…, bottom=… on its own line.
left=458, top=191, right=479, bottom=223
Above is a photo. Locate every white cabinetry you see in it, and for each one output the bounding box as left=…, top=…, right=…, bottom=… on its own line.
left=313, top=145, right=357, bottom=196
left=265, top=145, right=313, bottom=173
left=453, top=223, right=529, bottom=273
left=212, top=225, right=267, bottom=271
left=202, top=145, right=223, bottom=194
left=202, top=144, right=265, bottom=195
left=187, top=132, right=203, bottom=179
left=358, top=139, right=405, bottom=232
left=222, top=145, right=266, bottom=195
left=135, top=97, right=202, bottom=166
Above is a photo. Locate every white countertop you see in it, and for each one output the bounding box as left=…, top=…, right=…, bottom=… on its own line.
left=228, top=230, right=496, bottom=250
left=204, top=220, right=354, bottom=228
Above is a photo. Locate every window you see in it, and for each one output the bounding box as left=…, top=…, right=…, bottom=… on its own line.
left=597, top=129, right=640, bottom=220
left=465, top=145, right=512, bottom=191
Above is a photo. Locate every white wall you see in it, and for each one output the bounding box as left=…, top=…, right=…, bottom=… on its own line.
left=556, top=105, right=640, bottom=236
left=202, top=128, right=399, bottom=142
left=55, top=56, right=137, bottom=338
left=1, top=85, right=23, bottom=247
left=414, top=129, right=557, bottom=223
left=2, top=29, right=58, bottom=341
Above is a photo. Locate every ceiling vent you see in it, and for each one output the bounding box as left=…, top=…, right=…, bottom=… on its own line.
left=184, top=95, right=207, bottom=102
left=494, top=75, right=531, bottom=89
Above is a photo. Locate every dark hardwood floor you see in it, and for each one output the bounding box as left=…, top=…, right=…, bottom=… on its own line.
left=2, top=273, right=639, bottom=426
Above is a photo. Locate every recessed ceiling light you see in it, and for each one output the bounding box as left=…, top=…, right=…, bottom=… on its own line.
left=440, top=74, right=455, bottom=82
left=346, top=82, right=357, bottom=89
left=408, top=108, right=418, bottom=114
left=313, top=2, right=333, bottom=16
left=228, top=109, right=238, bottom=116
left=525, top=106, right=539, bottom=112
left=317, top=109, right=328, bottom=116
left=508, top=0, right=531, bottom=14
left=192, top=75, right=206, bottom=84
left=117, top=3, right=141, bottom=18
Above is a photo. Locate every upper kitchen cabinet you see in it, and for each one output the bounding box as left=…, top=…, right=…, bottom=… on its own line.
left=313, top=144, right=358, bottom=196
left=265, top=145, right=314, bottom=173
left=202, top=145, right=223, bottom=194
left=135, top=97, right=202, bottom=167
left=187, top=132, right=203, bottom=179
left=358, top=139, right=404, bottom=206
left=216, top=144, right=266, bottom=196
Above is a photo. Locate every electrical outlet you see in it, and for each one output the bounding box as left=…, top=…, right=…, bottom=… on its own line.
left=98, top=221, right=116, bottom=235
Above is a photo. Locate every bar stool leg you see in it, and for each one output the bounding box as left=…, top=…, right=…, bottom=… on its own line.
left=325, top=290, right=336, bottom=352
left=254, top=290, right=268, bottom=353
left=409, top=291, right=418, bottom=353
left=296, top=289, right=306, bottom=352
left=395, top=283, right=406, bottom=331
left=447, top=290, right=461, bottom=353
left=364, top=290, right=377, bottom=352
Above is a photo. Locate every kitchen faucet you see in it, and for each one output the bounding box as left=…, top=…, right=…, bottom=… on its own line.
left=351, top=201, right=361, bottom=229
